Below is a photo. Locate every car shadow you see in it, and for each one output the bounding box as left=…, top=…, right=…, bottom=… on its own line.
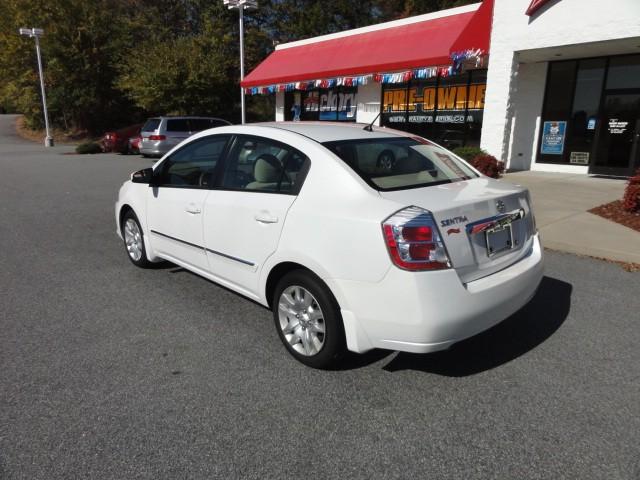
left=159, top=267, right=571, bottom=375
left=146, top=261, right=177, bottom=270
left=380, top=276, right=572, bottom=376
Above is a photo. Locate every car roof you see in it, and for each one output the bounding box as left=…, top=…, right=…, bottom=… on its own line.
left=254, top=121, right=408, bottom=143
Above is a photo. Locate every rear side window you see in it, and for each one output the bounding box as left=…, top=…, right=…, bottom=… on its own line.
left=220, top=136, right=309, bottom=194
left=166, top=119, right=190, bottom=132
left=323, top=137, right=478, bottom=191
left=189, top=119, right=209, bottom=132
left=142, top=119, right=160, bottom=132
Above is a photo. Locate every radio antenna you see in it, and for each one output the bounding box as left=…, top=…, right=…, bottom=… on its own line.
left=363, top=112, right=381, bottom=132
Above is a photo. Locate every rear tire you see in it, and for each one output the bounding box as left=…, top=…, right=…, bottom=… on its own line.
left=122, top=210, right=152, bottom=268
left=273, top=270, right=345, bottom=369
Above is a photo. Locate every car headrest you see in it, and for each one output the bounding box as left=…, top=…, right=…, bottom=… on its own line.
left=253, top=154, right=282, bottom=183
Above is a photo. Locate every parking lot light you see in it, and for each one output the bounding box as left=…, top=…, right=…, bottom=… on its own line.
left=223, top=0, right=258, bottom=124
left=19, top=27, right=53, bottom=147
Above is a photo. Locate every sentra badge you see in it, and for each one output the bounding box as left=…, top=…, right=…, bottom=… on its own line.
left=440, top=216, right=468, bottom=228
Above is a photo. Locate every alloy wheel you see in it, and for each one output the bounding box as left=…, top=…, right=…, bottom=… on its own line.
left=277, top=285, right=326, bottom=356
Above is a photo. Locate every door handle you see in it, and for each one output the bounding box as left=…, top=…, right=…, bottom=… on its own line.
left=185, top=204, right=201, bottom=214
left=254, top=213, right=278, bottom=224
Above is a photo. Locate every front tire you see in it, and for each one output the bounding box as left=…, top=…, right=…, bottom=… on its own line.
left=273, top=270, right=345, bottom=369
left=122, top=210, right=151, bottom=268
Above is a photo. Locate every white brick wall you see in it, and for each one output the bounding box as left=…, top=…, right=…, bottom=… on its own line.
left=482, top=0, right=640, bottom=172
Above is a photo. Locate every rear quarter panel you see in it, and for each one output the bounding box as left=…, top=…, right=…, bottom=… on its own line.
left=257, top=134, right=406, bottom=305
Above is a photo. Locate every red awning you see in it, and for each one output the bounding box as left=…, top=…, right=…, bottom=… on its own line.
left=450, top=0, right=494, bottom=54
left=242, top=8, right=478, bottom=88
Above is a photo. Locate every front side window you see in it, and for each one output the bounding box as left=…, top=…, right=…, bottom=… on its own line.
left=155, top=135, right=229, bottom=188
left=220, top=136, right=309, bottom=193
left=324, top=137, right=477, bottom=191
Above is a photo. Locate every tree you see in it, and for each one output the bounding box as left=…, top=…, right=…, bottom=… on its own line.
left=116, top=1, right=243, bottom=122
left=0, top=0, right=479, bottom=131
left=0, top=0, right=143, bottom=132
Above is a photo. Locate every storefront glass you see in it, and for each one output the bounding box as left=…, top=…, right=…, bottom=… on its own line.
left=284, top=87, right=357, bottom=122
left=380, top=69, right=486, bottom=148
left=538, top=54, right=640, bottom=175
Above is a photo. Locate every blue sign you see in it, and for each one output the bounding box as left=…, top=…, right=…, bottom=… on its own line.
left=541, top=121, right=567, bottom=155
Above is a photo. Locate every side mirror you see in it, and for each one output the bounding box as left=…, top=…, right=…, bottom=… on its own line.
left=131, top=167, right=154, bottom=184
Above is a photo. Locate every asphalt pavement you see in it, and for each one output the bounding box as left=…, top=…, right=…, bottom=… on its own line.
left=1, top=115, right=639, bottom=479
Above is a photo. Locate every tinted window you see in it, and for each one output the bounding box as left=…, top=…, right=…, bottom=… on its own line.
left=166, top=119, right=190, bottom=132
left=221, top=136, right=309, bottom=193
left=142, top=119, right=160, bottom=132
left=324, top=137, right=477, bottom=191
left=606, top=55, right=640, bottom=90
left=543, top=61, right=577, bottom=120
left=189, top=119, right=213, bottom=132
left=155, top=136, right=229, bottom=187
left=209, top=119, right=229, bottom=128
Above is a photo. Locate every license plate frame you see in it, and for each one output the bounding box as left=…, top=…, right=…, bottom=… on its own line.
left=485, top=223, right=514, bottom=257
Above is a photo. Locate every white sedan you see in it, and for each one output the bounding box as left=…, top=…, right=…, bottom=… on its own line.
left=115, top=122, right=544, bottom=368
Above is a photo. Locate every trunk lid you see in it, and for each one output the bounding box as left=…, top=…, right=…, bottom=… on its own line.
left=380, top=177, right=536, bottom=283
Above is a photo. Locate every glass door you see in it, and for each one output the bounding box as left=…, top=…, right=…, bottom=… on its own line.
left=591, top=92, right=640, bottom=176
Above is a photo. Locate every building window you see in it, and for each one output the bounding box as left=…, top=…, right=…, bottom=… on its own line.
left=605, top=55, right=640, bottom=90
left=537, top=54, right=640, bottom=168
left=284, top=87, right=357, bottom=122
left=380, top=69, right=487, bottom=149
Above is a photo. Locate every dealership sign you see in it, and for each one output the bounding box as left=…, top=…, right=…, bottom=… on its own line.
left=381, top=83, right=486, bottom=124
left=526, top=0, right=555, bottom=16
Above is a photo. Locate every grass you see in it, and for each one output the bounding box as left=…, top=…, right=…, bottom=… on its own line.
left=15, top=115, right=94, bottom=145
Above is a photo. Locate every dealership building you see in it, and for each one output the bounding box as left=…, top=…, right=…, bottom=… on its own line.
left=242, top=0, right=640, bottom=177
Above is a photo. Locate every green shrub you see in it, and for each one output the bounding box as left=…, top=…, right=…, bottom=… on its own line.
left=452, top=146, right=486, bottom=161
left=76, top=142, right=103, bottom=154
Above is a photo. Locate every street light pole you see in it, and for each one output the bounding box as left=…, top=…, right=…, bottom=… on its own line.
left=223, top=0, right=257, bottom=125
left=238, top=5, right=245, bottom=124
left=19, top=28, right=53, bottom=147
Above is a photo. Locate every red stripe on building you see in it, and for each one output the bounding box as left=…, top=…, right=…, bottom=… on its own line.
left=526, top=0, right=554, bottom=16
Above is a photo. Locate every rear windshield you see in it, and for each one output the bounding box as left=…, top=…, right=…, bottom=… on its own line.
left=141, top=119, right=160, bottom=132
left=323, top=137, right=478, bottom=191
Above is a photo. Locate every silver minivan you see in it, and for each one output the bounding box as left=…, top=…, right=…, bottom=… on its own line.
left=139, top=116, right=231, bottom=157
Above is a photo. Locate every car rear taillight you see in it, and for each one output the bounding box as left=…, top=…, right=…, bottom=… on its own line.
left=382, top=206, right=451, bottom=271
left=148, top=135, right=166, bottom=141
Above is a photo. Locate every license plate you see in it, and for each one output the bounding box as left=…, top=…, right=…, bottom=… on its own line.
left=485, top=224, right=514, bottom=257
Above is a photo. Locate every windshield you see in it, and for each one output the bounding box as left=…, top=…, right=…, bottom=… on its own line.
left=323, top=137, right=478, bottom=191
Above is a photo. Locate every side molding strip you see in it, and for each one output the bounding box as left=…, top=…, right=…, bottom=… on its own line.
left=150, top=230, right=255, bottom=267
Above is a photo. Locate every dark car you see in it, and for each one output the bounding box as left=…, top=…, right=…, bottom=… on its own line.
left=101, top=124, right=142, bottom=154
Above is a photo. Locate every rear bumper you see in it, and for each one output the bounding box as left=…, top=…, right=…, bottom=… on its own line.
left=139, top=141, right=170, bottom=156
left=331, top=234, right=544, bottom=354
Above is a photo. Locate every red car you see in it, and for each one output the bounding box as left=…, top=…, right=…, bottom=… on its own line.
left=128, top=135, right=141, bottom=154
left=101, top=124, right=142, bottom=154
